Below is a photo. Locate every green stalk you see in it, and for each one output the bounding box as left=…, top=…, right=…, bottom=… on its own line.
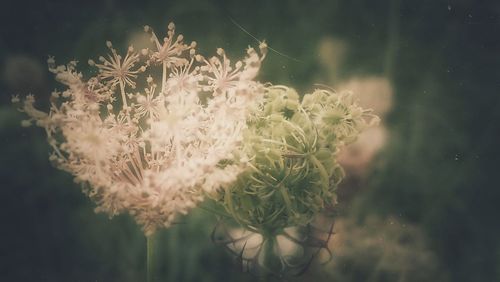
left=147, top=234, right=156, bottom=282
left=309, top=155, right=329, bottom=192
left=260, top=238, right=277, bottom=282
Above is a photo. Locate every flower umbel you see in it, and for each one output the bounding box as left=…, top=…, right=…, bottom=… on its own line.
left=15, top=23, right=267, bottom=235
left=211, top=85, right=378, bottom=275
left=217, top=86, right=378, bottom=233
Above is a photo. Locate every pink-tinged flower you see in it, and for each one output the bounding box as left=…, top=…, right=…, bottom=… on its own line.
left=15, top=23, right=267, bottom=235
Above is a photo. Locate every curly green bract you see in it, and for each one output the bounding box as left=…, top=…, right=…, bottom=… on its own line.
left=216, top=86, right=378, bottom=236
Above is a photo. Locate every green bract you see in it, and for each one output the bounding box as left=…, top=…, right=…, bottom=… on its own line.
left=216, top=86, right=378, bottom=236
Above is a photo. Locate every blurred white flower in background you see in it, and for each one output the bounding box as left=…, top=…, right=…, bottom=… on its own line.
left=337, top=76, right=393, bottom=176
left=317, top=37, right=347, bottom=84
left=324, top=215, right=446, bottom=281
left=317, top=36, right=394, bottom=176
left=337, top=76, right=393, bottom=117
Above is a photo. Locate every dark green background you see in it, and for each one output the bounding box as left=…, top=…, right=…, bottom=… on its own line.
left=1, top=0, right=499, bottom=281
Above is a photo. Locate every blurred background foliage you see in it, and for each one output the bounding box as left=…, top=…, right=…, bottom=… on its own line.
left=1, top=0, right=499, bottom=281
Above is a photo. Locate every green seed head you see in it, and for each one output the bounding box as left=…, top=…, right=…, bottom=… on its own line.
left=216, top=86, right=377, bottom=235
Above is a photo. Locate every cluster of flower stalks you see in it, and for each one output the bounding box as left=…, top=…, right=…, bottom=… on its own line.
left=14, top=22, right=378, bottom=276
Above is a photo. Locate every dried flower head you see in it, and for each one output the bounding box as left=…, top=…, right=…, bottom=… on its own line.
left=211, top=85, right=378, bottom=275
left=14, top=23, right=267, bottom=235
left=216, top=86, right=378, bottom=234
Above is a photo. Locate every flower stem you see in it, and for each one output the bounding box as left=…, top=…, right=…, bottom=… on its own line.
left=147, top=234, right=155, bottom=282
left=259, top=238, right=276, bottom=282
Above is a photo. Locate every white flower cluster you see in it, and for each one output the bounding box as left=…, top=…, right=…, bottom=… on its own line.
left=14, top=23, right=267, bottom=235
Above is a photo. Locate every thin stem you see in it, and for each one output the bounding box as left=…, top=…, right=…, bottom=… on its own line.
left=119, top=80, right=131, bottom=123
left=119, top=80, right=128, bottom=109
left=147, top=234, right=155, bottom=282
left=260, top=238, right=276, bottom=282
left=161, top=62, right=167, bottom=94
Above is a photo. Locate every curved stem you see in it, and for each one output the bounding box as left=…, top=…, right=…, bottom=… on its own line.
left=309, top=155, right=329, bottom=192
left=147, top=234, right=155, bottom=282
